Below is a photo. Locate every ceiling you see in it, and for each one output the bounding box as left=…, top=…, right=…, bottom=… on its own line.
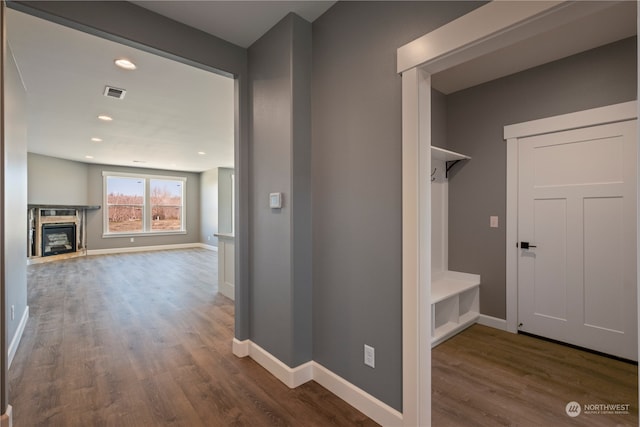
left=6, top=1, right=637, bottom=172
left=7, top=1, right=334, bottom=173
left=132, top=1, right=336, bottom=48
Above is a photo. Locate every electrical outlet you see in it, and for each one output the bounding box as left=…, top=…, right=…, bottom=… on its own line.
left=364, top=344, right=375, bottom=368
left=130, top=237, right=135, bottom=243
left=490, top=216, right=499, bottom=228
left=10, top=305, right=14, bottom=320
left=207, top=235, right=211, bottom=241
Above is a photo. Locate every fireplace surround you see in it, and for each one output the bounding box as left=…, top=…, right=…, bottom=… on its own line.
left=28, top=204, right=100, bottom=263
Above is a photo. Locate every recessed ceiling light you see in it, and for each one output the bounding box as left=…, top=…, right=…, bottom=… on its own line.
left=85, top=155, right=94, bottom=159
left=98, top=115, right=113, bottom=121
left=91, top=137, right=102, bottom=142
left=197, top=151, right=206, bottom=155
left=115, top=58, right=136, bottom=70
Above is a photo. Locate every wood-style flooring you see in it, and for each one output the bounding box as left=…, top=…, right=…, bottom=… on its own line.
left=432, top=324, right=638, bottom=427
left=11, top=248, right=639, bottom=426
left=10, top=249, right=377, bottom=427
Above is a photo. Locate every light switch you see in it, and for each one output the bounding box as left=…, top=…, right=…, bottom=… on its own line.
left=269, top=192, right=282, bottom=209
left=490, top=216, right=499, bottom=228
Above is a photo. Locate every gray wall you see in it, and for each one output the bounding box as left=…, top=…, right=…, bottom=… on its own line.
left=85, top=164, right=200, bottom=250
left=248, top=13, right=312, bottom=367
left=27, top=153, right=89, bottom=205
left=200, top=168, right=219, bottom=247
left=217, top=167, right=234, bottom=234
left=447, top=37, right=638, bottom=319
left=5, top=45, right=28, bottom=355
left=311, top=1, right=483, bottom=411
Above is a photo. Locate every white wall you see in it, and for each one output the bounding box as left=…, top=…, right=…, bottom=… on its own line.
left=200, top=168, right=219, bottom=246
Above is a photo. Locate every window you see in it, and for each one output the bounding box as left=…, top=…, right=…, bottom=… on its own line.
left=104, top=172, right=186, bottom=235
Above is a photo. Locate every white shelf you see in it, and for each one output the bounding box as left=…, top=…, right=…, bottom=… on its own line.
left=432, top=271, right=480, bottom=304
left=431, top=146, right=471, bottom=162
left=431, top=270, right=480, bottom=347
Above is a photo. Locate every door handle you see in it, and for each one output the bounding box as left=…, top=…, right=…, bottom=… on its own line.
left=520, top=241, right=537, bottom=249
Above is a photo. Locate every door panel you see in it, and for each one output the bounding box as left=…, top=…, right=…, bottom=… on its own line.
left=518, top=120, right=637, bottom=361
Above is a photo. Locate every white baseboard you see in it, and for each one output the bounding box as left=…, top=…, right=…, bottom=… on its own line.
left=197, top=243, right=219, bottom=252
left=219, top=282, right=234, bottom=300
left=478, top=314, right=508, bottom=331
left=232, top=339, right=403, bottom=426
left=232, top=338, right=249, bottom=357
left=313, top=362, right=403, bottom=427
left=0, top=405, right=12, bottom=427
left=8, top=306, right=29, bottom=368
left=87, top=243, right=203, bottom=256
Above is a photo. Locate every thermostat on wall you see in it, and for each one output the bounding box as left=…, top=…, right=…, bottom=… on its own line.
left=269, top=192, right=282, bottom=209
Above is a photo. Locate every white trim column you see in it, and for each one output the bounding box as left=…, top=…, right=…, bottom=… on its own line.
left=401, top=67, right=431, bottom=426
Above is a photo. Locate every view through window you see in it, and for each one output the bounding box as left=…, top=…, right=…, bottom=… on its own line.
left=104, top=172, right=186, bottom=234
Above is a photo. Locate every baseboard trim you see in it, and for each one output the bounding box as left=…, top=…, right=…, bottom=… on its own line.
left=219, top=282, right=234, bottom=300
left=0, top=405, right=12, bottom=427
left=232, top=338, right=250, bottom=357
left=8, top=306, right=29, bottom=369
left=478, top=314, right=508, bottom=331
left=233, top=339, right=403, bottom=426
left=313, top=362, right=403, bottom=427
left=197, top=243, right=219, bottom=252
left=87, top=243, right=203, bottom=256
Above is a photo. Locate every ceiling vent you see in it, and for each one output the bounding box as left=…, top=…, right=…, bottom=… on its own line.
left=103, top=86, right=126, bottom=100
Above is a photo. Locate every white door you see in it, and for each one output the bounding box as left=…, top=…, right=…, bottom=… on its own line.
left=518, top=120, right=637, bottom=361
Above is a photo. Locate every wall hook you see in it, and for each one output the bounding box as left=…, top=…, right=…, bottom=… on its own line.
left=431, top=168, right=437, bottom=182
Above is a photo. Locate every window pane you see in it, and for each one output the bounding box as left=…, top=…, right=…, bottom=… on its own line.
left=150, top=179, right=183, bottom=231
left=106, top=177, right=144, bottom=233
left=107, top=206, right=143, bottom=233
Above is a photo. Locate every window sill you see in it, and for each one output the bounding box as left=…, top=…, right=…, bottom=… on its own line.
left=102, top=231, right=187, bottom=238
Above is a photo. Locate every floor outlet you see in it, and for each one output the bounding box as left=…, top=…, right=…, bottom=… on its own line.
left=364, top=344, right=375, bottom=368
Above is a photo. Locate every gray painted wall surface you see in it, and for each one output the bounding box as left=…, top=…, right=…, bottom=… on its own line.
left=432, top=89, right=448, bottom=149
left=27, top=153, right=89, bottom=205
left=199, top=168, right=219, bottom=247
left=447, top=37, right=637, bottom=319
left=311, top=1, right=484, bottom=411
left=5, top=46, right=28, bottom=351
left=85, top=164, right=200, bottom=250
left=248, top=13, right=312, bottom=367
left=217, top=168, right=234, bottom=234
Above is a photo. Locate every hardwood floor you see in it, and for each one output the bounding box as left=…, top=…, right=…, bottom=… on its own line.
left=12, top=248, right=639, bottom=426
left=10, top=249, right=377, bottom=427
left=432, top=324, right=638, bottom=427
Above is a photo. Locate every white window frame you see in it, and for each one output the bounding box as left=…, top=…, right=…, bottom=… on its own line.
left=103, top=171, right=187, bottom=237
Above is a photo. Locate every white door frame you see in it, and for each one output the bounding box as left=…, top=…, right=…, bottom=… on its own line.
left=398, top=1, right=639, bottom=425
left=504, top=101, right=638, bottom=334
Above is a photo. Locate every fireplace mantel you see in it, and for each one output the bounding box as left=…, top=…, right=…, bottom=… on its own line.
left=28, top=204, right=101, bottom=210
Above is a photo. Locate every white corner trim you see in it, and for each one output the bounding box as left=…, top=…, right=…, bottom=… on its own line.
left=477, top=314, right=508, bottom=332
left=245, top=341, right=314, bottom=388
left=232, top=338, right=250, bottom=358
left=232, top=339, right=403, bottom=426
left=197, top=243, right=219, bottom=252
left=0, top=405, right=12, bottom=427
left=87, top=242, right=202, bottom=256
left=504, top=101, right=638, bottom=139
left=313, top=362, right=404, bottom=427
left=505, top=137, right=519, bottom=334
left=8, top=306, right=29, bottom=368
left=219, top=282, right=234, bottom=301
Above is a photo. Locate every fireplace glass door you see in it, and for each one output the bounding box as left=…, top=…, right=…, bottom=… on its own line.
left=42, top=223, right=76, bottom=256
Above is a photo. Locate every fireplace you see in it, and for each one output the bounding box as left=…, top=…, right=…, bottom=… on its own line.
left=42, top=223, right=76, bottom=257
